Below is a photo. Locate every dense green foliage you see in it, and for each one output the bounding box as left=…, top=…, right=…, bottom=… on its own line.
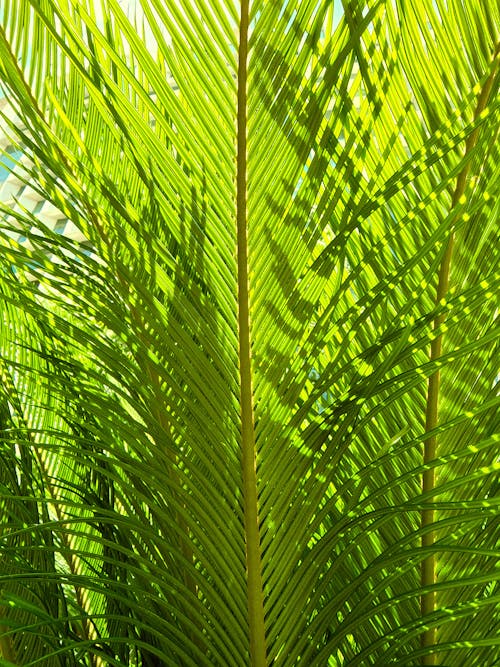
left=0, top=1, right=498, bottom=664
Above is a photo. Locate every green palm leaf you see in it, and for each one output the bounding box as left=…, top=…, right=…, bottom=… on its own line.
left=0, top=0, right=498, bottom=665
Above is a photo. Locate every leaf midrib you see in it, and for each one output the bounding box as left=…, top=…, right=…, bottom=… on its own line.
left=420, top=42, right=500, bottom=664
left=236, top=1, right=267, bottom=665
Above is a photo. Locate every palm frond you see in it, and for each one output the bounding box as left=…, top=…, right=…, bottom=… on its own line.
left=0, top=0, right=498, bottom=665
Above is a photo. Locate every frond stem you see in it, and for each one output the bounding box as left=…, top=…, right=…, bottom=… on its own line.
left=0, top=624, right=17, bottom=665
left=237, top=1, right=267, bottom=664
left=29, top=432, right=104, bottom=667
left=420, top=43, right=499, bottom=665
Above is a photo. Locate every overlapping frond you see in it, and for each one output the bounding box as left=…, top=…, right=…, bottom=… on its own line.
left=0, top=0, right=498, bottom=665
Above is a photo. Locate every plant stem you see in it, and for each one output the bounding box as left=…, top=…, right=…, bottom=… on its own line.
left=32, top=439, right=104, bottom=667
left=421, top=43, right=499, bottom=665
left=0, top=623, right=17, bottom=664
left=237, top=1, right=267, bottom=665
